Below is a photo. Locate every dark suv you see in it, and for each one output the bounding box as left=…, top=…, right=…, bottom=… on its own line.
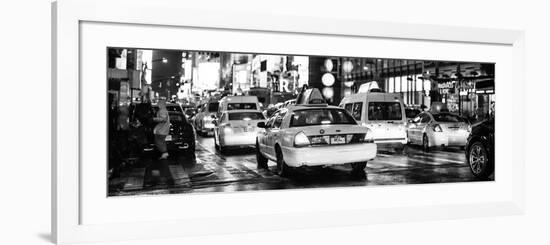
left=152, top=103, right=196, bottom=156
left=465, top=119, right=494, bottom=180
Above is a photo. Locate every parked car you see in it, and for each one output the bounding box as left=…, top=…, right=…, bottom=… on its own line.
left=151, top=103, right=196, bottom=156
left=405, top=106, right=422, bottom=121
left=340, top=85, right=407, bottom=152
left=465, top=119, right=494, bottom=179
left=262, top=105, right=279, bottom=119
left=180, top=103, right=197, bottom=119
left=407, top=111, right=471, bottom=151
left=256, top=88, right=377, bottom=178
left=217, top=95, right=261, bottom=116
left=213, top=110, right=266, bottom=153
left=193, top=100, right=219, bottom=136
left=283, top=99, right=296, bottom=108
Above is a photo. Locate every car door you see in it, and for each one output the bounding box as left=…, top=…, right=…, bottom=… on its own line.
left=407, top=115, right=422, bottom=143
left=416, top=113, right=432, bottom=143
left=258, top=113, right=275, bottom=156
left=410, top=113, right=430, bottom=144
left=265, top=110, right=286, bottom=158
left=196, top=104, right=205, bottom=129
left=214, top=112, right=226, bottom=144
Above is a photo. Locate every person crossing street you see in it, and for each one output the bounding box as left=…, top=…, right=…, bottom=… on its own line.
left=153, top=98, right=170, bottom=159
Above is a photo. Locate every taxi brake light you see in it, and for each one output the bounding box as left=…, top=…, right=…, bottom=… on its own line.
left=293, top=132, right=310, bottom=147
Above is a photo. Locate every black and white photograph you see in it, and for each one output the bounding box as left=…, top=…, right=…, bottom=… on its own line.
left=107, top=47, right=495, bottom=197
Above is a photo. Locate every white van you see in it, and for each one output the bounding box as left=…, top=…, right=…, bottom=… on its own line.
left=339, top=87, right=407, bottom=152
left=217, top=96, right=261, bottom=116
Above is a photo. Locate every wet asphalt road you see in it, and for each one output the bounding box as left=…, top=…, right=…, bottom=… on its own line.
left=108, top=135, right=489, bottom=196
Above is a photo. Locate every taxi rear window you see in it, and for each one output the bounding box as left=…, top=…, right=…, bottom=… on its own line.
left=367, top=102, right=402, bottom=121
left=290, top=108, right=356, bottom=127
left=433, top=113, right=466, bottom=123
left=228, top=112, right=264, bottom=121
left=227, top=103, right=257, bottom=110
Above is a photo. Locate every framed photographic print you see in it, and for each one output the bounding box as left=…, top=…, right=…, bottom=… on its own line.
left=52, top=0, right=525, bottom=244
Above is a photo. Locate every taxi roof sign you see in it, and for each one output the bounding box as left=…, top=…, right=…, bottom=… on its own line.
left=358, top=81, right=384, bottom=93
left=295, top=85, right=327, bottom=105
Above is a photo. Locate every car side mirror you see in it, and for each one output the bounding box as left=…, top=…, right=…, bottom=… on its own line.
left=257, top=122, right=266, bottom=128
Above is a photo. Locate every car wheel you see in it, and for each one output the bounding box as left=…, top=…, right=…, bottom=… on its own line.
left=214, top=132, right=219, bottom=148
left=219, top=144, right=227, bottom=155
left=275, top=146, right=290, bottom=177
left=422, top=134, right=430, bottom=152
left=256, top=141, right=268, bottom=169
left=350, top=162, right=367, bottom=179
left=467, top=141, right=494, bottom=180
left=395, top=144, right=405, bottom=154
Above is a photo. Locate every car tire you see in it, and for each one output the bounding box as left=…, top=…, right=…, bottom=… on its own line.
left=422, top=134, right=430, bottom=152
left=275, top=146, right=290, bottom=177
left=214, top=132, right=219, bottom=149
left=467, top=141, right=494, bottom=180
left=256, top=141, right=268, bottom=169
left=219, top=144, right=227, bottom=155
left=350, top=162, right=367, bottom=179
left=395, top=144, right=405, bottom=154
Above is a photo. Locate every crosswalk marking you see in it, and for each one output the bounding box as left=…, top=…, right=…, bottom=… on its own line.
left=168, top=164, right=191, bottom=187
left=405, top=154, right=464, bottom=164
left=123, top=167, right=145, bottom=190
left=194, top=157, right=239, bottom=182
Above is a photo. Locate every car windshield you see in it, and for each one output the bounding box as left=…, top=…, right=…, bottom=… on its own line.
left=208, top=103, right=219, bottom=112
left=405, top=109, right=421, bottom=118
left=166, top=106, right=182, bottom=112
left=228, top=112, right=264, bottom=121
left=368, top=102, right=402, bottom=121
left=290, top=108, right=357, bottom=127
left=153, top=106, right=187, bottom=123
left=168, top=112, right=186, bottom=122
left=227, top=103, right=257, bottom=110
left=153, top=105, right=181, bottom=113
left=432, top=113, right=466, bottom=123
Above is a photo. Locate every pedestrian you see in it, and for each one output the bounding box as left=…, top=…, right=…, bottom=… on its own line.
left=153, top=98, right=170, bottom=159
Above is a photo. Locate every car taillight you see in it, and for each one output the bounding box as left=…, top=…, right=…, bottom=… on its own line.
left=433, top=124, right=443, bottom=132
left=364, top=128, right=374, bottom=143
left=293, top=132, right=310, bottom=147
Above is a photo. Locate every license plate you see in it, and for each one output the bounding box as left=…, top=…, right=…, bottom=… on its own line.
left=311, top=136, right=330, bottom=144
left=166, top=135, right=172, bottom=141
left=331, top=135, right=346, bottom=144
left=243, top=126, right=253, bottom=132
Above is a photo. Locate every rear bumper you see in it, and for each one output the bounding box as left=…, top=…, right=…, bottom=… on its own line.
left=373, top=138, right=407, bottom=145
left=429, top=131, right=469, bottom=147
left=281, top=143, right=377, bottom=167
left=220, top=133, right=257, bottom=147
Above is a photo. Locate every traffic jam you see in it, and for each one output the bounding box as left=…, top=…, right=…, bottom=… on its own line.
left=107, top=49, right=495, bottom=196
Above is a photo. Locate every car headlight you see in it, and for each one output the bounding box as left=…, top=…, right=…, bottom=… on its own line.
left=364, top=128, right=374, bottom=143
left=293, top=131, right=310, bottom=147
left=432, top=124, right=443, bottom=132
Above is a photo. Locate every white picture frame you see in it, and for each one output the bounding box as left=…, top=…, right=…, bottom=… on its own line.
left=52, top=0, right=525, bottom=244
